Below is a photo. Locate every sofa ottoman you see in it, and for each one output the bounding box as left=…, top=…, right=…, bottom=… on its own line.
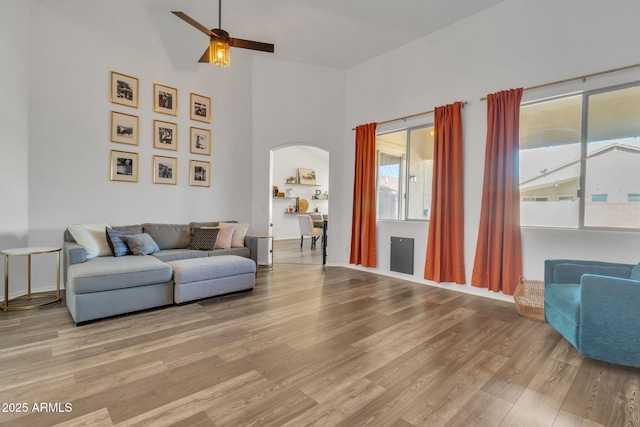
left=168, top=255, right=256, bottom=304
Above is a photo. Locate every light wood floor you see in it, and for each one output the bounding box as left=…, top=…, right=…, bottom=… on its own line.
left=1, top=245, right=639, bottom=426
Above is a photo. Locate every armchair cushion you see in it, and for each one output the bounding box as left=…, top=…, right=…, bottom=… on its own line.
left=553, top=262, right=631, bottom=284
left=544, top=283, right=581, bottom=348
left=630, top=263, right=640, bottom=281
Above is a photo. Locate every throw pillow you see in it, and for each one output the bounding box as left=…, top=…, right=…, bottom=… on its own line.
left=105, top=227, right=132, bottom=257
left=229, top=223, right=250, bottom=248
left=630, top=263, right=640, bottom=281
left=121, top=233, right=160, bottom=256
left=215, top=224, right=234, bottom=250
left=68, top=223, right=112, bottom=259
left=190, top=227, right=220, bottom=251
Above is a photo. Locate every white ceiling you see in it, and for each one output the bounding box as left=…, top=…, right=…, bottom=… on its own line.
left=167, top=0, right=507, bottom=69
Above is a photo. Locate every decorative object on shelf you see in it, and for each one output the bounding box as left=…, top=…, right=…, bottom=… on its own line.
left=285, top=188, right=294, bottom=198
left=153, top=83, right=178, bottom=116
left=110, top=150, right=138, bottom=182
left=111, top=111, right=139, bottom=145
left=190, top=126, right=211, bottom=155
left=314, top=206, right=319, bottom=212
left=286, top=176, right=296, bottom=184
left=273, top=186, right=279, bottom=197
left=153, top=120, right=178, bottom=151
left=312, top=189, right=322, bottom=199
left=189, top=160, right=211, bottom=187
left=171, top=1, right=274, bottom=68
left=298, top=198, right=309, bottom=213
left=190, top=93, right=211, bottom=123
left=153, top=155, right=178, bottom=185
left=110, top=71, right=138, bottom=108
left=297, top=168, right=316, bottom=185
left=277, top=192, right=285, bottom=197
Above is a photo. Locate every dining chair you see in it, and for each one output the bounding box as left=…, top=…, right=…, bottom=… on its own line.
left=297, top=215, right=323, bottom=249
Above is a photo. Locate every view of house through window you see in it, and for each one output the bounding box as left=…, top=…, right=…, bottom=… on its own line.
left=376, top=126, right=434, bottom=220
left=520, top=84, right=640, bottom=229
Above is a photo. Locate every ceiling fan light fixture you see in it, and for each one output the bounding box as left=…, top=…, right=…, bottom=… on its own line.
left=209, top=38, right=230, bottom=67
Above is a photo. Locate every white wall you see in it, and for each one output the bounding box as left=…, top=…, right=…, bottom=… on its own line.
left=271, top=145, right=329, bottom=239
left=250, top=57, right=346, bottom=263
left=0, top=1, right=30, bottom=290
left=4, top=0, right=255, bottom=295
left=0, top=1, right=29, bottom=242
left=344, top=0, right=640, bottom=300
left=7, top=0, right=640, bottom=301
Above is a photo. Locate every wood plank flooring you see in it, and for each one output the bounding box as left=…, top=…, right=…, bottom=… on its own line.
left=1, top=243, right=639, bottom=426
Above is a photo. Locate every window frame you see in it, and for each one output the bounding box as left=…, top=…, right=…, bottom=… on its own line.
left=521, top=80, right=640, bottom=231
left=375, top=124, right=434, bottom=222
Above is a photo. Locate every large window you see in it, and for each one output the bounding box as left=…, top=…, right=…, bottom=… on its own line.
left=376, top=125, right=434, bottom=220
left=520, top=83, right=640, bottom=229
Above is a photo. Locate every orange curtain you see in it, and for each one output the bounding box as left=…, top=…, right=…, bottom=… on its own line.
left=471, top=88, right=523, bottom=295
left=350, top=123, right=377, bottom=267
left=424, top=102, right=465, bottom=284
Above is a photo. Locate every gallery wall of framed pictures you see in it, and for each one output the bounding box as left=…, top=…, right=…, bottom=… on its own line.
left=109, top=70, right=213, bottom=187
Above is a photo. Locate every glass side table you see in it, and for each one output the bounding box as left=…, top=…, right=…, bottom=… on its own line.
left=1, top=247, right=61, bottom=311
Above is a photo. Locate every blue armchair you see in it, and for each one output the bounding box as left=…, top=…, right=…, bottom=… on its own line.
left=544, top=259, right=640, bottom=368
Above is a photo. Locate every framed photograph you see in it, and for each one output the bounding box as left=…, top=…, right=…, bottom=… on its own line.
left=110, top=150, right=138, bottom=182
left=153, top=120, right=178, bottom=151
left=153, top=155, right=177, bottom=185
left=190, top=93, right=211, bottom=123
left=298, top=168, right=317, bottom=185
left=190, top=127, right=211, bottom=155
left=189, top=160, right=211, bottom=187
left=110, top=71, right=138, bottom=108
left=110, top=111, right=139, bottom=145
left=153, top=83, right=177, bottom=116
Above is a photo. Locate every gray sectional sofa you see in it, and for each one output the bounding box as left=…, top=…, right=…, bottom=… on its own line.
left=63, top=222, right=258, bottom=325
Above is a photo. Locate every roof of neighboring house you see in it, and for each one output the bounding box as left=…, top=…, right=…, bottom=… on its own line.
left=520, top=142, right=640, bottom=187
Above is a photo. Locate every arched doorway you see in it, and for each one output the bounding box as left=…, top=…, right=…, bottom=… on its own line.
left=270, top=144, right=330, bottom=265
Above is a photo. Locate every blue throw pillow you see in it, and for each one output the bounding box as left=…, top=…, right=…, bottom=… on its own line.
left=630, top=263, right=640, bottom=281
left=120, top=233, right=160, bottom=256
left=105, top=227, right=132, bottom=257
left=554, top=263, right=632, bottom=284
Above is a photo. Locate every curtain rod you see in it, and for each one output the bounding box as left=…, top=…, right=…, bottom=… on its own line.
left=351, top=101, right=468, bottom=131
left=480, top=62, right=640, bottom=101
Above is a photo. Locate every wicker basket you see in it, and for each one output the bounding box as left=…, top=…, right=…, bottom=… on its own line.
left=514, top=277, right=545, bottom=322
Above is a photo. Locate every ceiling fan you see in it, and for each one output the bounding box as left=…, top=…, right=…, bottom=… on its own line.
left=172, top=0, right=274, bottom=68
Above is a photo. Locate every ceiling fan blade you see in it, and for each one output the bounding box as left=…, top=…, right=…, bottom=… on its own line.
left=172, top=11, right=215, bottom=37
left=229, top=38, right=275, bottom=53
left=198, top=46, right=211, bottom=63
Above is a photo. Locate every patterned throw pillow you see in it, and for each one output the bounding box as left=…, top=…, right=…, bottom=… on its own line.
left=120, top=233, right=160, bottom=256
left=189, top=227, right=220, bottom=251
left=105, top=227, right=132, bottom=257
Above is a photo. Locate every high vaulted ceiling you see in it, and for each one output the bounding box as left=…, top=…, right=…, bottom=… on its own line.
left=167, top=0, right=507, bottom=69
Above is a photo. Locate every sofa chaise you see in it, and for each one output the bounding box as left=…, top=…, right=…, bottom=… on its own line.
left=64, top=221, right=258, bottom=325
left=544, top=258, right=640, bottom=368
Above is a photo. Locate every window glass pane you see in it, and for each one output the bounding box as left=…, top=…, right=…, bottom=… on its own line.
left=406, top=127, right=434, bottom=220
left=519, top=95, right=582, bottom=227
left=376, top=130, right=406, bottom=220
left=584, top=85, right=640, bottom=228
